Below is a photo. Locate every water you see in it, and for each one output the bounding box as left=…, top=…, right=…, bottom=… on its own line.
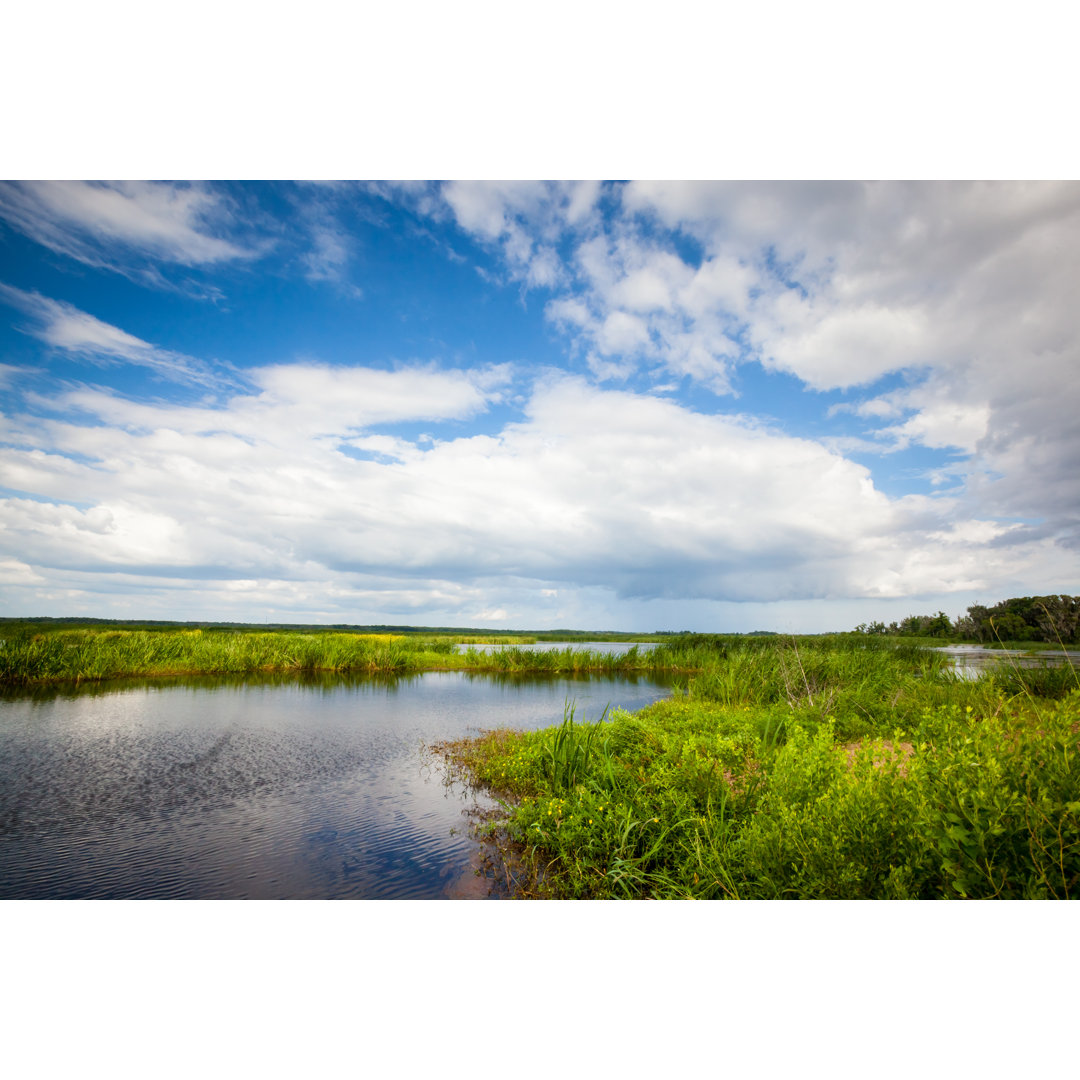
left=933, top=644, right=1080, bottom=680
left=455, top=640, right=656, bottom=655
left=0, top=669, right=672, bottom=900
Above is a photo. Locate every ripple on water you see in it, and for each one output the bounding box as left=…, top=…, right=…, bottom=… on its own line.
left=0, top=670, right=672, bottom=899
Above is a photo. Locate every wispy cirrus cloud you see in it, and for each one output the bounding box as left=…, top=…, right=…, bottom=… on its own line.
left=0, top=284, right=237, bottom=390
left=289, top=188, right=362, bottom=295
left=301, top=222, right=353, bottom=285
left=0, top=181, right=264, bottom=291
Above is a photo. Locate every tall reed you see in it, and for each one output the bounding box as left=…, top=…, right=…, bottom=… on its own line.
left=0, top=629, right=423, bottom=684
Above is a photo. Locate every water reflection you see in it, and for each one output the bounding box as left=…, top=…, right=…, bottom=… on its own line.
left=933, top=645, right=1080, bottom=680
left=455, top=640, right=657, bottom=655
left=0, top=669, right=416, bottom=705
left=0, top=670, right=672, bottom=900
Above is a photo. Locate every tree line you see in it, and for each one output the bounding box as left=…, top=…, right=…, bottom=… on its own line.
left=854, top=595, right=1080, bottom=643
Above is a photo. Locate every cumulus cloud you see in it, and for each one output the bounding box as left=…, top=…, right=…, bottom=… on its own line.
left=439, top=180, right=601, bottom=288
left=544, top=226, right=749, bottom=392
left=3, top=182, right=1078, bottom=627
left=5, top=365, right=1074, bottom=625
left=0, top=557, right=44, bottom=586
left=426, top=181, right=1080, bottom=555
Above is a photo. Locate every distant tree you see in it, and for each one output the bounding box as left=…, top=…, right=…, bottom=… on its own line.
left=1032, top=595, right=1080, bottom=643
left=988, top=611, right=1033, bottom=641
left=965, top=604, right=991, bottom=643
left=857, top=596, right=1080, bottom=643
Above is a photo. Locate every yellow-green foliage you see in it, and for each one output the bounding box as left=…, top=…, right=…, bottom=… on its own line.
left=1, top=629, right=655, bottom=684
left=0, top=628, right=423, bottom=682
left=441, top=641, right=1080, bottom=899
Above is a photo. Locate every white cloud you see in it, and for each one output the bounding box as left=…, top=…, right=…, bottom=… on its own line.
left=301, top=222, right=352, bottom=285
left=762, top=302, right=933, bottom=390
left=0, top=181, right=260, bottom=274
left=0, top=285, right=231, bottom=388
left=545, top=297, right=590, bottom=328
left=4, top=182, right=1079, bottom=627
left=6, top=368, right=1074, bottom=623
left=428, top=181, right=1080, bottom=552
left=541, top=228, right=748, bottom=392
left=874, top=391, right=991, bottom=455
left=286, top=186, right=365, bottom=294
left=596, top=310, right=650, bottom=354
left=439, top=180, right=601, bottom=288
left=0, top=498, right=192, bottom=568
left=0, top=557, right=43, bottom=585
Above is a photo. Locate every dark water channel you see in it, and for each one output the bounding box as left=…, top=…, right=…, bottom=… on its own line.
left=0, top=668, right=672, bottom=900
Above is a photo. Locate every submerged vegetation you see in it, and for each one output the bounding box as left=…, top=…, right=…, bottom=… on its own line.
left=438, top=635, right=1080, bottom=899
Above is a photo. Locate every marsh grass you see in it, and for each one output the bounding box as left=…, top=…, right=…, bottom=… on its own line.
left=542, top=701, right=609, bottom=789
left=439, top=636, right=1080, bottom=899
left=0, top=628, right=430, bottom=684
left=460, top=644, right=648, bottom=675
left=16, top=624, right=1075, bottom=897
left=0, top=627, right=664, bottom=686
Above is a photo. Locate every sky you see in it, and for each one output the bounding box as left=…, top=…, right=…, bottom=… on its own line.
left=1, top=179, right=1078, bottom=631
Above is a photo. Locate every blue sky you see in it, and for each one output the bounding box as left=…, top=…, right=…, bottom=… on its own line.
left=1, top=180, right=1078, bottom=631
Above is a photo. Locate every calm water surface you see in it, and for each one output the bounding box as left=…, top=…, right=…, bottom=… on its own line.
left=456, top=641, right=656, bottom=654
left=0, top=669, right=672, bottom=900
left=933, top=644, right=1080, bottom=679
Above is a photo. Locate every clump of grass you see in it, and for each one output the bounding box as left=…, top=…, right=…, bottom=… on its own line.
left=541, top=701, right=609, bottom=789
left=462, top=645, right=649, bottom=675
left=439, top=638, right=1080, bottom=899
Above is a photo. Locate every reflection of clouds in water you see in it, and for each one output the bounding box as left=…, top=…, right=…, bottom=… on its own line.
left=0, top=671, right=671, bottom=899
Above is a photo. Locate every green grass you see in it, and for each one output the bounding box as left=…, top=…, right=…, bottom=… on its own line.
left=458, top=644, right=651, bottom=676
left=437, top=636, right=1080, bottom=899
left=5, top=625, right=1076, bottom=898
left=0, top=627, right=657, bottom=685
left=0, top=628, right=438, bottom=683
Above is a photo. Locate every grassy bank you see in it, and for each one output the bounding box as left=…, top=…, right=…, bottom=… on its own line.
left=438, top=635, right=1080, bottom=899
left=4, top=620, right=1069, bottom=688
left=0, top=626, right=665, bottom=685
left=0, top=628, right=453, bottom=683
